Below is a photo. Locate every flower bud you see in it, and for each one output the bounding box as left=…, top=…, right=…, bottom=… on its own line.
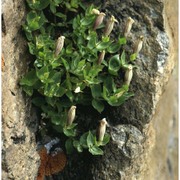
left=124, top=17, right=134, bottom=37
left=98, top=50, right=105, bottom=65
left=67, top=106, right=76, bottom=126
left=97, top=118, right=107, bottom=142
left=104, top=15, right=118, bottom=36
left=55, top=36, right=65, bottom=57
left=74, top=86, right=81, bottom=93
left=92, top=8, right=100, bottom=15
left=133, top=36, right=144, bottom=54
left=124, top=65, right=133, bottom=86
left=93, top=12, right=106, bottom=30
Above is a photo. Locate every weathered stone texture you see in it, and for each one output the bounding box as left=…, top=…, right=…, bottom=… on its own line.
left=2, top=0, right=39, bottom=179
left=2, top=0, right=178, bottom=179
left=59, top=0, right=177, bottom=179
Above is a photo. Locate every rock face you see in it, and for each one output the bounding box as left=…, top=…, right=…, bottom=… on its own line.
left=2, top=0, right=39, bottom=179
left=2, top=0, right=177, bottom=180
left=59, top=0, right=178, bottom=179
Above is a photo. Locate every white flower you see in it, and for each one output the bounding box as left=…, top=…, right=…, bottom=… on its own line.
left=74, top=86, right=81, bottom=93
left=104, top=15, right=118, bottom=36
left=55, top=36, right=65, bottom=57
left=67, top=106, right=76, bottom=126
left=133, top=36, right=144, bottom=54
left=98, top=50, right=105, bottom=65
left=92, top=8, right=100, bottom=15
left=124, top=17, right=134, bottom=37
left=97, top=118, right=107, bottom=142
left=93, top=12, right=106, bottom=30
left=124, top=64, right=133, bottom=86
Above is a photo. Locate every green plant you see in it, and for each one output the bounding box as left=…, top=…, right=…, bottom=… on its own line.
left=20, top=0, right=142, bottom=155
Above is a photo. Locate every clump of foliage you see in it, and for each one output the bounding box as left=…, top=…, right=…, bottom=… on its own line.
left=20, top=0, right=140, bottom=155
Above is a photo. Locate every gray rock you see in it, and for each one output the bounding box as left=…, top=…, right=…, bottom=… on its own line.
left=2, top=0, right=39, bottom=179
left=2, top=0, right=177, bottom=179
left=59, top=0, right=176, bottom=179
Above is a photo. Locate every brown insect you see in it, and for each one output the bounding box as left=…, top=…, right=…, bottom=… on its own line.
left=37, top=146, right=67, bottom=180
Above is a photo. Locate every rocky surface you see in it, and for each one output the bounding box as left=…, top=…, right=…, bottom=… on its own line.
left=59, top=0, right=178, bottom=179
left=2, top=0, right=39, bottom=179
left=2, top=0, right=178, bottom=179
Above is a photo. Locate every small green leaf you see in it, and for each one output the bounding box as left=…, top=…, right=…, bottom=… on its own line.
left=66, top=90, right=74, bottom=102
left=80, top=15, right=95, bottom=26
left=87, top=31, right=97, bottom=49
left=54, top=86, right=66, bottom=97
left=66, top=123, right=78, bottom=129
left=101, top=134, right=110, bottom=146
left=44, top=83, right=66, bottom=97
left=107, top=91, right=134, bottom=106
left=21, top=85, right=33, bottom=96
left=36, top=66, right=49, bottom=83
left=130, top=53, right=137, bottom=61
left=92, top=99, right=104, bottom=113
left=50, top=3, right=56, bottom=13
left=119, top=37, right=127, bottom=45
left=108, top=54, right=120, bottom=75
left=107, top=42, right=121, bottom=53
left=20, top=70, right=38, bottom=86
left=51, top=112, right=67, bottom=126
left=90, top=84, right=102, bottom=98
left=63, top=126, right=76, bottom=137
left=70, top=0, right=79, bottom=8
left=89, top=146, right=103, bottom=155
left=73, top=140, right=83, bottom=152
left=27, top=11, right=47, bottom=31
left=65, top=138, right=74, bottom=154
left=87, top=131, right=95, bottom=148
left=96, top=41, right=112, bottom=50
left=45, top=97, right=57, bottom=106
left=54, top=0, right=63, bottom=4
left=65, top=44, right=73, bottom=54
left=28, top=42, right=36, bottom=55
left=62, top=58, right=70, bottom=71
left=48, top=71, right=62, bottom=84
left=102, top=85, right=109, bottom=101
left=55, top=12, right=67, bottom=20
left=80, top=132, right=88, bottom=148
left=51, top=115, right=61, bottom=125
left=26, top=0, right=50, bottom=10
left=103, top=76, right=116, bottom=94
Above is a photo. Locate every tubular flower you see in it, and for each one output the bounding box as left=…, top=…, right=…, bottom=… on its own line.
left=98, top=50, right=105, bottom=65
left=103, top=15, right=118, bottom=36
left=124, top=17, right=134, bottom=37
left=97, top=118, right=107, bottom=142
left=133, top=36, right=144, bottom=54
left=93, top=12, right=106, bottom=30
left=54, top=36, right=65, bottom=57
left=67, top=106, right=76, bottom=126
left=92, top=8, right=100, bottom=15
left=124, top=64, right=133, bottom=86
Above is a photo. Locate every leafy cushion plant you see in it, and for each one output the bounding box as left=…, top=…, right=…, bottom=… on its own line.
left=20, top=0, right=141, bottom=155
